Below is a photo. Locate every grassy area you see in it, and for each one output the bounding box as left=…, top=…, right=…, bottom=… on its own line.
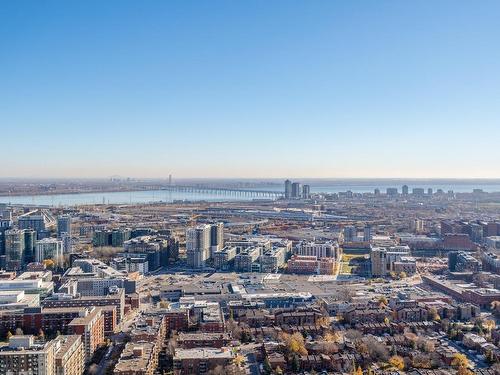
left=340, top=254, right=368, bottom=274
left=341, top=253, right=366, bottom=262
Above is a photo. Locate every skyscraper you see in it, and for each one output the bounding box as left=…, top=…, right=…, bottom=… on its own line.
left=402, top=185, right=409, bottom=195
left=302, top=184, right=311, bottom=199
left=5, top=229, right=26, bottom=271
left=57, top=214, right=72, bottom=238
left=210, top=222, right=224, bottom=256
left=186, top=224, right=211, bottom=268
left=284, top=180, right=292, bottom=199
left=291, top=182, right=302, bottom=198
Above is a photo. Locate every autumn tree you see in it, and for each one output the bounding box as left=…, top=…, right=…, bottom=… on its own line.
left=389, top=355, right=405, bottom=370
left=451, top=353, right=470, bottom=369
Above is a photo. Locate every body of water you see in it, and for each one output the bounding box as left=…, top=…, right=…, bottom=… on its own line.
left=1, top=179, right=499, bottom=206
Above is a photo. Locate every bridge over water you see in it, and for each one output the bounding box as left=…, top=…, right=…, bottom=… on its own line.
left=160, top=185, right=284, bottom=198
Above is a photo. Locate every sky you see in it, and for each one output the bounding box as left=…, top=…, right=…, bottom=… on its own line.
left=1, top=1, right=499, bottom=179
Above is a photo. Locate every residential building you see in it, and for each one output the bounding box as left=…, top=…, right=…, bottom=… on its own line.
left=186, top=224, right=211, bottom=268
left=68, top=307, right=105, bottom=362
left=36, top=238, right=63, bottom=266
left=57, top=215, right=72, bottom=238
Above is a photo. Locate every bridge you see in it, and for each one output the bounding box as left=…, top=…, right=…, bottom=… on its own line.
left=159, top=185, right=284, bottom=198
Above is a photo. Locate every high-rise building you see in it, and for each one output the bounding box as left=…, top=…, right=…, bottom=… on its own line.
left=412, top=188, right=425, bottom=196
left=210, top=222, right=224, bottom=256
left=18, top=212, right=47, bottom=236
left=374, top=188, right=380, bottom=196
left=0, top=218, right=13, bottom=258
left=5, top=229, right=26, bottom=271
left=427, top=188, right=433, bottom=195
left=36, top=238, right=64, bottom=265
left=402, top=185, right=409, bottom=195
left=24, top=229, right=37, bottom=264
left=363, top=226, right=372, bottom=242
left=61, top=232, right=73, bottom=254
left=291, top=182, right=302, bottom=198
left=186, top=224, right=211, bottom=268
left=284, top=180, right=292, bottom=199
left=370, top=245, right=411, bottom=277
left=57, top=215, right=72, bottom=238
left=386, top=188, right=398, bottom=197
left=343, top=226, right=357, bottom=243
left=68, top=307, right=105, bottom=362
left=302, top=184, right=311, bottom=199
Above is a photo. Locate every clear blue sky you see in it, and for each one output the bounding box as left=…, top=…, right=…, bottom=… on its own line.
left=1, top=1, right=499, bottom=178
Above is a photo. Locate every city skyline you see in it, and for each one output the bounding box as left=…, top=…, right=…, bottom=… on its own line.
left=2, top=1, right=500, bottom=178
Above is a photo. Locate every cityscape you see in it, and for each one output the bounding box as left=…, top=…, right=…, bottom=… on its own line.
left=2, top=1, right=500, bottom=375
left=1, top=180, right=500, bottom=374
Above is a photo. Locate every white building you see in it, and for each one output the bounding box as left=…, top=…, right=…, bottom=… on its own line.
left=186, top=224, right=211, bottom=268
left=296, top=241, right=337, bottom=259
left=36, top=238, right=63, bottom=265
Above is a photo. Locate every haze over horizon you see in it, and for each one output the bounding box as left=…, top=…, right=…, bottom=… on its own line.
left=2, top=1, right=500, bottom=179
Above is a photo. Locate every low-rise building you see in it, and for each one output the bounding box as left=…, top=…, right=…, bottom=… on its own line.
left=173, top=347, right=234, bottom=375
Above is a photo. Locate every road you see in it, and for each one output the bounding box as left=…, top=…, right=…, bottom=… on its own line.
left=240, top=343, right=261, bottom=375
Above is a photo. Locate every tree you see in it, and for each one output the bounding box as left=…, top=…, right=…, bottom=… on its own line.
left=6, top=331, right=12, bottom=339
left=352, top=366, right=363, bottom=375
left=428, top=307, right=440, bottom=321
left=38, top=329, right=45, bottom=340
left=378, top=296, right=388, bottom=307
left=43, top=259, right=55, bottom=269
left=483, top=319, right=496, bottom=333
left=389, top=355, right=405, bottom=370
left=399, top=271, right=407, bottom=279
left=233, top=354, right=246, bottom=367
left=457, top=366, right=473, bottom=375
left=451, top=353, right=470, bottom=369
left=15, top=328, right=23, bottom=335
left=274, top=366, right=283, bottom=375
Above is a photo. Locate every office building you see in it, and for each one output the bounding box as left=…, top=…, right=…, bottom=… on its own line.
left=186, top=224, right=211, bottom=268
left=402, top=185, right=409, bottom=195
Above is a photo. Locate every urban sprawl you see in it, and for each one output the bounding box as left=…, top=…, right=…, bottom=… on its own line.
left=1, top=181, right=500, bottom=375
